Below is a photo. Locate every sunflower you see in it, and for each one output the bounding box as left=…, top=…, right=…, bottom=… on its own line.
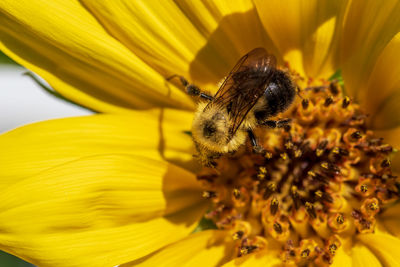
left=1, top=0, right=400, bottom=266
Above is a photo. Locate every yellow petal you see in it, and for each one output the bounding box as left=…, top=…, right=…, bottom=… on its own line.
left=222, top=251, right=281, bottom=267
left=254, top=0, right=346, bottom=78
left=342, top=0, right=400, bottom=102
left=331, top=245, right=352, bottom=267
left=357, top=230, right=400, bottom=266
left=379, top=203, right=400, bottom=238
left=122, top=230, right=233, bottom=267
left=0, top=108, right=196, bottom=187
left=364, top=32, right=400, bottom=129
left=0, top=154, right=207, bottom=267
left=72, top=0, right=273, bottom=94
left=167, top=0, right=275, bottom=90
left=351, top=243, right=382, bottom=267
left=0, top=0, right=194, bottom=112
left=80, top=0, right=205, bottom=77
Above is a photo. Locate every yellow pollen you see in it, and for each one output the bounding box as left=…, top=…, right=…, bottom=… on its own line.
left=285, top=141, right=294, bottom=149
left=265, top=151, right=273, bottom=159
left=259, top=166, right=267, bottom=174
left=369, top=202, right=379, bottom=210
left=301, top=249, right=310, bottom=258
left=332, top=147, right=340, bottom=154
left=280, top=152, right=288, bottom=160
left=308, top=171, right=316, bottom=177
left=360, top=184, right=368, bottom=193
left=315, top=190, right=323, bottom=198
left=294, top=149, right=302, bottom=158
left=321, top=162, right=329, bottom=169
left=316, top=149, right=324, bottom=157
left=329, top=244, right=337, bottom=255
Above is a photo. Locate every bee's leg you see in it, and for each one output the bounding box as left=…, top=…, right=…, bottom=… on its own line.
left=166, top=75, right=213, bottom=101
left=247, top=129, right=265, bottom=154
left=262, top=119, right=292, bottom=128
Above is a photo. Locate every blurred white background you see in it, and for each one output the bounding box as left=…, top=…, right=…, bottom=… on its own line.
left=0, top=65, right=92, bottom=133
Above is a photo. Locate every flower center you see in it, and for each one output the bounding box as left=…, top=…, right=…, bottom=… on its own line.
left=196, top=74, right=398, bottom=265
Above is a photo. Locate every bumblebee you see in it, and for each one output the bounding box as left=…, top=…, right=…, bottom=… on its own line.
left=168, top=48, right=296, bottom=166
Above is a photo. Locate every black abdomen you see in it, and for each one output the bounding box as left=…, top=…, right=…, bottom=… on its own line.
left=254, top=70, right=296, bottom=122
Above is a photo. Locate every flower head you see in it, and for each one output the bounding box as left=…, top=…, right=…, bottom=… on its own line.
left=1, top=0, right=400, bottom=266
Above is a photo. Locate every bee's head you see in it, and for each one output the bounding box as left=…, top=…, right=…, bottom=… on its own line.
left=192, top=103, right=230, bottom=149
left=200, top=112, right=228, bottom=143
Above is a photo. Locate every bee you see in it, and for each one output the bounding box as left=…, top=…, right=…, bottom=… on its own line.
left=168, top=48, right=296, bottom=166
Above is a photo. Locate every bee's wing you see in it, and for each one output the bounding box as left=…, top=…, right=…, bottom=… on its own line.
left=207, top=48, right=277, bottom=137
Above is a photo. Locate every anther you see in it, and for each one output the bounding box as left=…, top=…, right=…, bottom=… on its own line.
left=240, top=245, right=258, bottom=256
left=259, top=166, right=267, bottom=174
left=305, top=202, right=317, bottom=219
left=294, top=149, right=302, bottom=158
left=285, top=141, right=294, bottom=150
left=350, top=131, right=362, bottom=140
left=324, top=96, right=334, bottom=107
left=263, top=182, right=277, bottom=199
left=316, top=140, right=328, bottom=156
left=280, top=153, right=288, bottom=160
left=232, top=230, right=244, bottom=240
left=257, top=173, right=266, bottom=180
left=328, top=244, right=337, bottom=255
left=314, top=191, right=323, bottom=201
left=320, top=162, right=340, bottom=175
left=202, top=191, right=216, bottom=199
left=360, top=184, right=368, bottom=193
left=291, top=186, right=301, bottom=209
left=342, top=96, right=350, bottom=108
left=301, top=249, right=310, bottom=258
left=302, top=99, right=309, bottom=109
left=270, top=197, right=279, bottom=215
left=265, top=151, right=273, bottom=159
left=308, top=171, right=316, bottom=178
left=369, top=202, right=379, bottom=211
left=336, top=214, right=344, bottom=224
left=381, top=159, right=391, bottom=168
left=321, top=162, right=329, bottom=169
left=273, top=222, right=283, bottom=234
left=233, top=188, right=241, bottom=199
left=329, top=82, right=339, bottom=95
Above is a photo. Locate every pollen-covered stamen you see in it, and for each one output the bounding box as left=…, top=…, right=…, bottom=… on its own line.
left=342, top=96, right=351, bottom=108
left=232, top=230, right=244, bottom=240
left=302, top=99, right=309, bottom=109
left=197, top=78, right=398, bottom=265
left=324, top=96, right=334, bottom=107
left=270, top=197, right=279, bottom=215
left=350, top=130, right=363, bottom=140
left=239, top=245, right=258, bottom=256
left=381, top=158, right=391, bottom=168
